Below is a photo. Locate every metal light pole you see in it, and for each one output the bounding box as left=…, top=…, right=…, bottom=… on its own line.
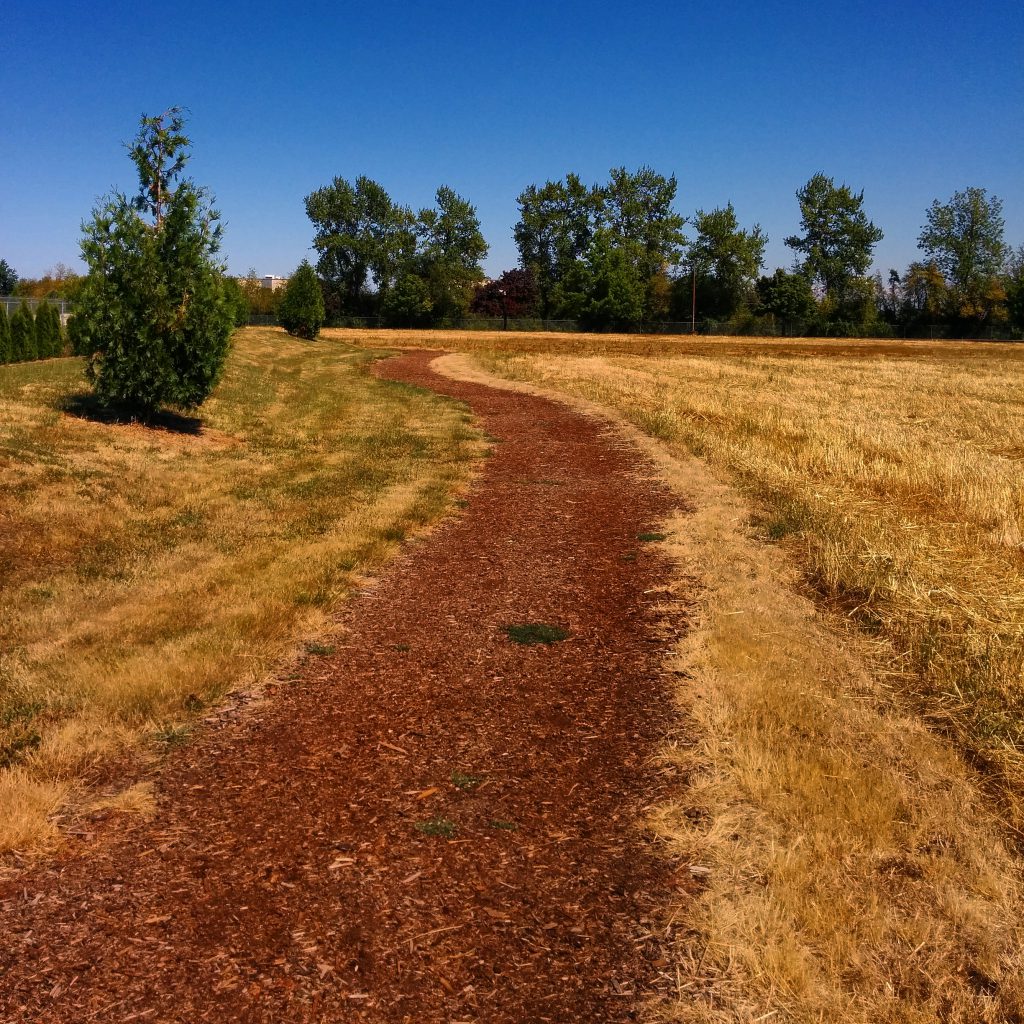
left=498, top=287, right=508, bottom=331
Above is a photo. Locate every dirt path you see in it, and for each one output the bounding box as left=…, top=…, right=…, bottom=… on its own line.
left=1, top=351, right=683, bottom=1023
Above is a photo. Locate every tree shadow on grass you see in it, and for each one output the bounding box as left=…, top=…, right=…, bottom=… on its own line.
left=59, top=392, right=205, bottom=436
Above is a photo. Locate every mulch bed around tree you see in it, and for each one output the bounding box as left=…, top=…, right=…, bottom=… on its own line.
left=1, top=350, right=685, bottom=1023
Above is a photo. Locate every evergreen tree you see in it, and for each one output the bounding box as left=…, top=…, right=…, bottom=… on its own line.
left=73, top=108, right=234, bottom=414
left=0, top=306, right=11, bottom=363
left=0, top=260, right=17, bottom=296
left=278, top=261, right=325, bottom=339
left=35, top=301, right=61, bottom=357
left=10, top=302, right=37, bottom=361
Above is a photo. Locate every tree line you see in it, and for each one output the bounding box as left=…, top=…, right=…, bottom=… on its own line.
left=295, top=171, right=1023, bottom=336
left=6, top=169, right=1020, bottom=342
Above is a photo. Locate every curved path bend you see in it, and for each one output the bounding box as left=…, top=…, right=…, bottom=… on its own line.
left=1, top=351, right=681, bottom=1023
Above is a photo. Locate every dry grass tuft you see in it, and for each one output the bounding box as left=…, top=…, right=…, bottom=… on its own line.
left=0, top=328, right=480, bottom=853
left=429, top=346, right=1024, bottom=1024
left=86, top=781, right=157, bottom=820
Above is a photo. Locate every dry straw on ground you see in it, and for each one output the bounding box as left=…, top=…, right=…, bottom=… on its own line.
left=0, top=328, right=481, bottom=854
left=399, top=337, right=1024, bottom=1024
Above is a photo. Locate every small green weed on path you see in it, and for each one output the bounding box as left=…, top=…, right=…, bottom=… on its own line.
left=504, top=623, right=569, bottom=645
left=414, top=818, right=458, bottom=838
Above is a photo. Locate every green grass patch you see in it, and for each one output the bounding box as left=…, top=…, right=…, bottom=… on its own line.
left=414, top=817, right=458, bottom=838
left=504, top=623, right=569, bottom=645
left=451, top=770, right=482, bottom=790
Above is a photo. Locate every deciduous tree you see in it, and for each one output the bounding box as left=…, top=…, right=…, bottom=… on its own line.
left=73, top=108, right=234, bottom=413
left=756, top=268, right=817, bottom=326
left=598, top=166, right=686, bottom=294
left=785, top=173, right=882, bottom=310
left=1005, top=246, right=1024, bottom=331
left=918, top=188, right=1006, bottom=324
left=471, top=269, right=539, bottom=319
left=416, top=186, right=488, bottom=323
left=688, top=203, right=767, bottom=318
left=304, top=176, right=416, bottom=317
left=514, top=175, right=597, bottom=318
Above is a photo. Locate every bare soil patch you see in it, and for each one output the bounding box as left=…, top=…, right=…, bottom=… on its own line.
left=0, top=350, right=683, bottom=1022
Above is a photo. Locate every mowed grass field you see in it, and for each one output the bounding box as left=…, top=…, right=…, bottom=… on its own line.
left=0, top=327, right=481, bottom=853
left=332, top=328, right=1024, bottom=1023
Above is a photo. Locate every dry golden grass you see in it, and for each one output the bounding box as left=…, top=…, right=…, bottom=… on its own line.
left=375, top=337, right=1024, bottom=1024
left=0, top=327, right=480, bottom=854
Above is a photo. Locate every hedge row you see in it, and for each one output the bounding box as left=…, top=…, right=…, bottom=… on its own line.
left=0, top=301, right=66, bottom=364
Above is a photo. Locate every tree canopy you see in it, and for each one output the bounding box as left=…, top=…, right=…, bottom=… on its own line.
left=785, top=174, right=883, bottom=310
left=514, top=167, right=685, bottom=326
left=303, top=178, right=485, bottom=324
left=688, top=203, right=767, bottom=318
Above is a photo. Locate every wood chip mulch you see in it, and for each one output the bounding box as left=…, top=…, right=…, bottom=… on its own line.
left=1, top=350, right=687, bottom=1023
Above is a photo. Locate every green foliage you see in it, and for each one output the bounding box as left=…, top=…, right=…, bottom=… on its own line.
left=9, top=302, right=37, bottom=362
left=303, top=177, right=485, bottom=324
left=0, top=259, right=18, bottom=295
left=1005, top=247, right=1024, bottom=331
left=516, top=165, right=684, bottom=323
left=785, top=173, right=883, bottom=308
left=505, top=623, right=569, bottom=645
left=756, top=269, right=818, bottom=325
left=73, top=108, right=233, bottom=414
left=35, top=301, right=63, bottom=358
left=416, top=186, right=489, bottom=322
left=688, top=203, right=767, bottom=319
left=515, top=174, right=597, bottom=318
left=278, top=260, right=325, bottom=339
left=221, top=275, right=251, bottom=327
left=516, top=167, right=685, bottom=322
left=0, top=306, right=11, bottom=363
left=599, top=166, right=687, bottom=290
left=580, top=230, right=645, bottom=329
left=919, top=188, right=1006, bottom=325
left=304, top=176, right=417, bottom=318
left=382, top=271, right=432, bottom=326
left=919, top=188, right=1005, bottom=292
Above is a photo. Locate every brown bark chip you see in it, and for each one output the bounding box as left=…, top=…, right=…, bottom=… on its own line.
left=0, top=351, right=681, bottom=1023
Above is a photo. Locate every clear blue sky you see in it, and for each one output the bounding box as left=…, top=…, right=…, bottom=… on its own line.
left=2, top=0, right=1022, bottom=282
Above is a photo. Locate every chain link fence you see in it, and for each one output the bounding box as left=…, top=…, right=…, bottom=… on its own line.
left=1, top=296, right=74, bottom=317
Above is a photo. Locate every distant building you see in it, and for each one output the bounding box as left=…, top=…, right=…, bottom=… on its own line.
left=260, top=275, right=288, bottom=291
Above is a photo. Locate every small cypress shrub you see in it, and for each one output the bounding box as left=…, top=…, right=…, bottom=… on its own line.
left=0, top=306, right=11, bottom=363
left=278, top=261, right=325, bottom=340
left=10, top=302, right=37, bottom=362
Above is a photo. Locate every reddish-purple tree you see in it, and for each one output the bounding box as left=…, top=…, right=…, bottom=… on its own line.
left=470, top=268, right=539, bottom=319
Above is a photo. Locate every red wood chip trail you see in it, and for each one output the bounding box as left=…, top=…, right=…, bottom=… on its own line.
left=1, top=350, right=682, bottom=1023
